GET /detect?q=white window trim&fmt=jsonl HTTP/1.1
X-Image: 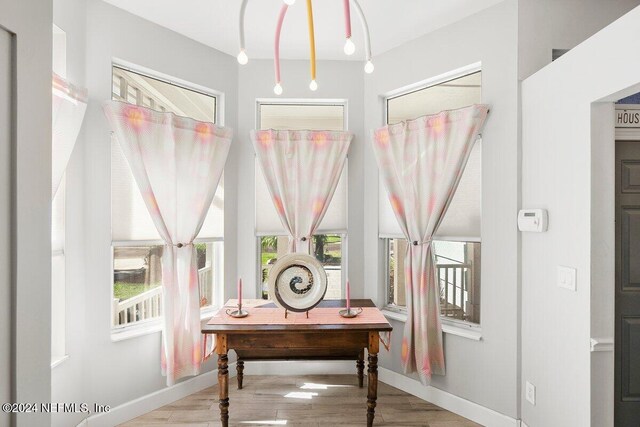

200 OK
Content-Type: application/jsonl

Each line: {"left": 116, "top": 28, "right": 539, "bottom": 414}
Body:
{"left": 382, "top": 61, "right": 482, "bottom": 118}
{"left": 111, "top": 305, "right": 221, "bottom": 343}
{"left": 113, "top": 58, "right": 225, "bottom": 126}
{"left": 380, "top": 238, "right": 481, "bottom": 341}
{"left": 379, "top": 63, "right": 483, "bottom": 340}
{"left": 382, "top": 309, "right": 482, "bottom": 341}
{"left": 110, "top": 238, "right": 224, "bottom": 337}
{"left": 254, "top": 99, "right": 350, "bottom": 299}
{"left": 109, "top": 61, "right": 225, "bottom": 335}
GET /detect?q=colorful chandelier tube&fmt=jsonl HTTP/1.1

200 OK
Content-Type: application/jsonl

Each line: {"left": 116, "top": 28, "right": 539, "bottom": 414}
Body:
{"left": 349, "top": 0, "right": 373, "bottom": 72}
{"left": 273, "top": 4, "right": 289, "bottom": 95}
{"left": 237, "top": 0, "right": 249, "bottom": 64}
{"left": 343, "top": 0, "right": 352, "bottom": 38}
{"left": 306, "top": 0, "right": 318, "bottom": 90}
{"left": 342, "top": 0, "right": 355, "bottom": 55}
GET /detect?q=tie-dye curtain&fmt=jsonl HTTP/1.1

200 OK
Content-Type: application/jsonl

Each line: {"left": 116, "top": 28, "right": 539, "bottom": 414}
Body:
{"left": 104, "top": 101, "right": 232, "bottom": 386}
{"left": 251, "top": 130, "right": 351, "bottom": 253}
{"left": 52, "top": 73, "right": 88, "bottom": 198}
{"left": 372, "top": 104, "right": 489, "bottom": 383}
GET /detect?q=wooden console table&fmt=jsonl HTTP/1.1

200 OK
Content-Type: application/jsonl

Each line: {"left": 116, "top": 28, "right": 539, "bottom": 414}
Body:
{"left": 202, "top": 299, "right": 392, "bottom": 427}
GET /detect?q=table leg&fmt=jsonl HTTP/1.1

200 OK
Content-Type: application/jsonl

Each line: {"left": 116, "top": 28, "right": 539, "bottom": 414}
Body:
{"left": 367, "top": 332, "right": 379, "bottom": 427}
{"left": 357, "top": 350, "right": 365, "bottom": 388}
{"left": 217, "top": 334, "right": 229, "bottom": 427}
{"left": 237, "top": 359, "right": 244, "bottom": 389}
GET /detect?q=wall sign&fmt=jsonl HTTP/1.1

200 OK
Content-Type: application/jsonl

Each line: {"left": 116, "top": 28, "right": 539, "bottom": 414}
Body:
{"left": 615, "top": 105, "right": 640, "bottom": 128}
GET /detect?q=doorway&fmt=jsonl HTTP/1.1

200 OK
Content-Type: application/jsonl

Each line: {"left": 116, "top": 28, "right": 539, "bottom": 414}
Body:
{"left": 615, "top": 141, "right": 640, "bottom": 426}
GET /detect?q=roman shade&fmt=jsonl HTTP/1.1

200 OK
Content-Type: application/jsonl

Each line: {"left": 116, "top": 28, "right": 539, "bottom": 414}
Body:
{"left": 255, "top": 158, "right": 347, "bottom": 235}
{"left": 379, "top": 139, "right": 481, "bottom": 240}
{"left": 111, "top": 141, "right": 225, "bottom": 241}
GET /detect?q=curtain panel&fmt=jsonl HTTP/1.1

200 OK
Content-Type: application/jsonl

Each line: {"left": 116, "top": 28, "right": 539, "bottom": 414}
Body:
{"left": 251, "top": 129, "right": 352, "bottom": 254}
{"left": 104, "top": 101, "right": 232, "bottom": 385}
{"left": 52, "top": 73, "right": 88, "bottom": 199}
{"left": 372, "top": 104, "right": 489, "bottom": 383}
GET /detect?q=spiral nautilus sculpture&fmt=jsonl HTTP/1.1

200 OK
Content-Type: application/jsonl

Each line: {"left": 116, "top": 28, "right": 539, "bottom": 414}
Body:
{"left": 237, "top": 0, "right": 374, "bottom": 95}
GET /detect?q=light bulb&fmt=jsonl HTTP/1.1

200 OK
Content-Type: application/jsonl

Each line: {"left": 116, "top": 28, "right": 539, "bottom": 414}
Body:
{"left": 343, "top": 38, "right": 356, "bottom": 55}
{"left": 237, "top": 50, "right": 248, "bottom": 65}
{"left": 364, "top": 60, "right": 375, "bottom": 74}
{"left": 283, "top": 0, "right": 296, "bottom": 4}
{"left": 309, "top": 80, "right": 318, "bottom": 91}
{"left": 273, "top": 83, "right": 283, "bottom": 95}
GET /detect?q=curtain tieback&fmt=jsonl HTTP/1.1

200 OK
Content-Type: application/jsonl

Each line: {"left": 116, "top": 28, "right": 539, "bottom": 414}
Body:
{"left": 296, "top": 235, "right": 312, "bottom": 242}
{"left": 412, "top": 238, "right": 433, "bottom": 246}
{"left": 167, "top": 242, "right": 194, "bottom": 248}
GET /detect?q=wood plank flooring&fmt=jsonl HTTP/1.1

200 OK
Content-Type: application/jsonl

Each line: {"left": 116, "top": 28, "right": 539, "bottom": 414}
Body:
{"left": 120, "top": 375, "right": 482, "bottom": 427}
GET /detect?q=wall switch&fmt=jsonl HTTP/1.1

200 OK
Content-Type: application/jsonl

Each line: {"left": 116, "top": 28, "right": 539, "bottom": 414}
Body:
{"left": 557, "top": 266, "right": 577, "bottom": 291}
{"left": 526, "top": 381, "right": 536, "bottom": 405}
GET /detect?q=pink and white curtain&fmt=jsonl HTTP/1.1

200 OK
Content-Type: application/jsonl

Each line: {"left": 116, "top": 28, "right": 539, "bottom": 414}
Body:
{"left": 251, "top": 130, "right": 351, "bottom": 253}
{"left": 372, "top": 104, "right": 489, "bottom": 383}
{"left": 104, "top": 101, "right": 232, "bottom": 385}
{"left": 52, "top": 73, "right": 88, "bottom": 198}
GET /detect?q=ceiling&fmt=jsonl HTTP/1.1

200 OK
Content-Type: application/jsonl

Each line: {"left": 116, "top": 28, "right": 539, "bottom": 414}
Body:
{"left": 102, "top": 0, "right": 505, "bottom": 61}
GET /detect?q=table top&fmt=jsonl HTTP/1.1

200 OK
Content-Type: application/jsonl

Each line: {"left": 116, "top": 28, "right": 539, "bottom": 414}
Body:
{"left": 202, "top": 299, "right": 392, "bottom": 334}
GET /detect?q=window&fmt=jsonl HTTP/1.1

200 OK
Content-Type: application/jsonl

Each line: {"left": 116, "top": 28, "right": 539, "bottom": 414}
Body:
{"left": 255, "top": 102, "right": 348, "bottom": 298}
{"left": 383, "top": 69, "right": 482, "bottom": 325}
{"left": 385, "top": 238, "right": 481, "bottom": 323}
{"left": 111, "top": 65, "right": 223, "bottom": 329}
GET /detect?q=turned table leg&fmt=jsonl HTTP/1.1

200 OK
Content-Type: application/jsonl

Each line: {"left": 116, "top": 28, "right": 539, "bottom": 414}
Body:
{"left": 367, "top": 332, "right": 379, "bottom": 427}
{"left": 357, "top": 350, "right": 365, "bottom": 388}
{"left": 217, "top": 334, "right": 229, "bottom": 427}
{"left": 237, "top": 359, "right": 244, "bottom": 389}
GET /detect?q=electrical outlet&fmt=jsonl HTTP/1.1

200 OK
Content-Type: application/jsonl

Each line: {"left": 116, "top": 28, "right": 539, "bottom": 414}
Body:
{"left": 526, "top": 381, "right": 536, "bottom": 405}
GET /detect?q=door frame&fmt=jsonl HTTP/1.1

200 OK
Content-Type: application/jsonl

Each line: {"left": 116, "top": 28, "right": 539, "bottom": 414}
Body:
{"left": 0, "top": 2, "right": 53, "bottom": 425}
{"left": 613, "top": 129, "right": 640, "bottom": 425}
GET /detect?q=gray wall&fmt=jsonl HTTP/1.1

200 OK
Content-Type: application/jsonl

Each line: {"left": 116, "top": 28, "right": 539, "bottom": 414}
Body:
{"left": 51, "top": 0, "right": 90, "bottom": 425}
{"left": 518, "top": 0, "right": 640, "bottom": 80}
{"left": 236, "top": 59, "right": 365, "bottom": 301}
{"left": 52, "top": 0, "right": 239, "bottom": 420}
{"left": 0, "top": 0, "right": 53, "bottom": 425}
{"left": 521, "top": 5, "right": 640, "bottom": 426}
{"left": 363, "top": 1, "right": 521, "bottom": 419}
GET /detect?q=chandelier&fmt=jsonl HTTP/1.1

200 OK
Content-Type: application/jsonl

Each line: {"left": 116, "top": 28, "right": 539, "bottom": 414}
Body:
{"left": 237, "top": 0, "right": 374, "bottom": 95}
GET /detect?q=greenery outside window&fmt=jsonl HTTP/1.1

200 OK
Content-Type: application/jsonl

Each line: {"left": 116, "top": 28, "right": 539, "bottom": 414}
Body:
{"left": 259, "top": 234, "right": 344, "bottom": 300}
{"left": 111, "top": 64, "right": 223, "bottom": 331}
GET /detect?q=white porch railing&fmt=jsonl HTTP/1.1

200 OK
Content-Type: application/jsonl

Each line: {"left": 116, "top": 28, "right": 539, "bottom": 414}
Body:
{"left": 113, "top": 265, "right": 213, "bottom": 326}
{"left": 437, "top": 263, "right": 472, "bottom": 321}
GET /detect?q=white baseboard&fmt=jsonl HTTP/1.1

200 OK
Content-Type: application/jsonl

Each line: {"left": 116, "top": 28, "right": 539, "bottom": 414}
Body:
{"left": 82, "top": 360, "right": 519, "bottom": 427}
{"left": 378, "top": 367, "right": 519, "bottom": 427}
{"left": 84, "top": 362, "right": 237, "bottom": 427}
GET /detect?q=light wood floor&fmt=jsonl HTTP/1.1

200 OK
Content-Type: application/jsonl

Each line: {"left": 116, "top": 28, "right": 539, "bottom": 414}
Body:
{"left": 120, "top": 375, "right": 482, "bottom": 427}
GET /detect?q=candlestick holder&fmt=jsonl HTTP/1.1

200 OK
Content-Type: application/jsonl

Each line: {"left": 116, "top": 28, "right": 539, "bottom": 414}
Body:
{"left": 226, "top": 302, "right": 249, "bottom": 318}
{"left": 339, "top": 307, "right": 363, "bottom": 318}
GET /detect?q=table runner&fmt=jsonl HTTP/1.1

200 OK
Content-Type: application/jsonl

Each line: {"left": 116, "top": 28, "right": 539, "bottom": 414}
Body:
{"left": 209, "top": 299, "right": 389, "bottom": 326}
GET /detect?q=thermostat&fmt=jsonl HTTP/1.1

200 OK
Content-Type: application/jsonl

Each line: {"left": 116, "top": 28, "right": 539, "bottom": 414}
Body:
{"left": 518, "top": 209, "right": 548, "bottom": 232}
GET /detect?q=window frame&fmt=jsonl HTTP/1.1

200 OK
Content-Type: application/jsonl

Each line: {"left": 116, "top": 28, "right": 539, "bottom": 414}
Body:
{"left": 109, "top": 60, "right": 225, "bottom": 339}
{"left": 380, "top": 63, "right": 483, "bottom": 339}
{"left": 254, "top": 99, "right": 349, "bottom": 299}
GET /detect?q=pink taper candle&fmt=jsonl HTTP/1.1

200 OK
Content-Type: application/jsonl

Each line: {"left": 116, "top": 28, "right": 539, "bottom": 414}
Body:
{"left": 346, "top": 279, "right": 351, "bottom": 311}
{"left": 238, "top": 278, "right": 242, "bottom": 308}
